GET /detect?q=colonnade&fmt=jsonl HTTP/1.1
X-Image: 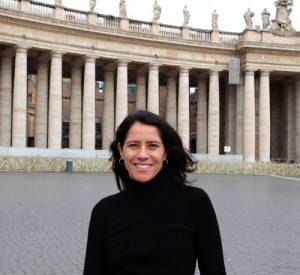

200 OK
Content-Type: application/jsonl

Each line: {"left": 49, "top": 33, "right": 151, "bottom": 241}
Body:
{"left": 1, "top": 45, "right": 300, "bottom": 162}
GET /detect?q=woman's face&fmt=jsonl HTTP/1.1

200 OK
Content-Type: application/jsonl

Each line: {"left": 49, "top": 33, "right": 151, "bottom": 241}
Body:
{"left": 118, "top": 122, "right": 166, "bottom": 183}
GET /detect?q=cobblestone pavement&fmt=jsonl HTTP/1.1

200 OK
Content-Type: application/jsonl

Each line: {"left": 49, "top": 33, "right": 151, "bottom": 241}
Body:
{"left": 0, "top": 172, "right": 300, "bottom": 275}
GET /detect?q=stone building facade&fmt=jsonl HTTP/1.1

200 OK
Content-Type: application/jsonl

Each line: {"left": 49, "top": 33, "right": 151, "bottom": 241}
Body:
{"left": 0, "top": 0, "right": 300, "bottom": 163}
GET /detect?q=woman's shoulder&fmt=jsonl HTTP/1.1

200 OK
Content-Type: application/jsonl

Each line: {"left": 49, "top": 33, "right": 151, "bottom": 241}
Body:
{"left": 92, "top": 192, "right": 124, "bottom": 213}
{"left": 180, "top": 184, "right": 213, "bottom": 205}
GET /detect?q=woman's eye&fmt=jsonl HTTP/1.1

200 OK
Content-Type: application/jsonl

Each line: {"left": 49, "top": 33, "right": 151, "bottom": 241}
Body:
{"left": 149, "top": 143, "right": 159, "bottom": 148}
{"left": 128, "top": 143, "right": 138, "bottom": 148}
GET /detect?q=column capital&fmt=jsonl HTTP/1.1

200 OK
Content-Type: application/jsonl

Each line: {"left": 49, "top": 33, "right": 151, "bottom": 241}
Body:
{"left": 148, "top": 63, "right": 160, "bottom": 70}
{"left": 209, "top": 69, "right": 221, "bottom": 76}
{"left": 179, "top": 67, "right": 191, "bottom": 74}
{"left": 51, "top": 50, "right": 64, "bottom": 58}
{"left": 136, "top": 65, "right": 148, "bottom": 74}
{"left": 197, "top": 71, "right": 209, "bottom": 80}
{"left": 260, "top": 70, "right": 272, "bottom": 76}
{"left": 166, "top": 68, "right": 178, "bottom": 78}
{"left": 295, "top": 75, "right": 300, "bottom": 82}
{"left": 15, "top": 45, "right": 29, "bottom": 53}
{"left": 38, "top": 53, "right": 50, "bottom": 63}
{"left": 104, "top": 63, "right": 116, "bottom": 72}
{"left": 71, "top": 57, "right": 84, "bottom": 67}
{"left": 85, "top": 55, "right": 97, "bottom": 63}
{"left": 118, "top": 59, "right": 130, "bottom": 66}
{"left": 1, "top": 47, "right": 15, "bottom": 58}
{"left": 244, "top": 70, "right": 255, "bottom": 76}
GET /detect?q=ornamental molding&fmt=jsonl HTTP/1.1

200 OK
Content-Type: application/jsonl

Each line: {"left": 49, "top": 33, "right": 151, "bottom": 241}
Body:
{"left": 0, "top": 10, "right": 235, "bottom": 56}
{"left": 238, "top": 47, "right": 300, "bottom": 57}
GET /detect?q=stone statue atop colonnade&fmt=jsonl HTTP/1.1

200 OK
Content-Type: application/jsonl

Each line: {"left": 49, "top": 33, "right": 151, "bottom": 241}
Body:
{"left": 54, "top": 0, "right": 63, "bottom": 7}
{"left": 152, "top": 0, "right": 161, "bottom": 22}
{"left": 90, "top": 0, "right": 96, "bottom": 12}
{"left": 119, "top": 0, "right": 127, "bottom": 18}
{"left": 271, "top": 0, "right": 294, "bottom": 33}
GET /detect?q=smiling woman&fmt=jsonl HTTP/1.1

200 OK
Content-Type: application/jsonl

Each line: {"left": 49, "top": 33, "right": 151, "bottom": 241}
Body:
{"left": 83, "top": 110, "right": 227, "bottom": 275}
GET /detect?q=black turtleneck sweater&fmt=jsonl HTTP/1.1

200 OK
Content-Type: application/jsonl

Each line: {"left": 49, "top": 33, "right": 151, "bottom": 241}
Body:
{"left": 83, "top": 172, "right": 226, "bottom": 275}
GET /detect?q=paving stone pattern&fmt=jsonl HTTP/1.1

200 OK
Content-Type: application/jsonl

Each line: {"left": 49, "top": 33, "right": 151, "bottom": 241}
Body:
{"left": 0, "top": 173, "right": 300, "bottom": 275}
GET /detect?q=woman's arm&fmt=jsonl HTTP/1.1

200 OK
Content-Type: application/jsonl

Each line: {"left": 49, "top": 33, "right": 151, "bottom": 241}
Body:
{"left": 196, "top": 189, "right": 226, "bottom": 275}
{"left": 83, "top": 203, "right": 106, "bottom": 275}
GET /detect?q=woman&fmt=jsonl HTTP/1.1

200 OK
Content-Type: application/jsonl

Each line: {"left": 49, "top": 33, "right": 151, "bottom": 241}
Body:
{"left": 83, "top": 110, "right": 226, "bottom": 275}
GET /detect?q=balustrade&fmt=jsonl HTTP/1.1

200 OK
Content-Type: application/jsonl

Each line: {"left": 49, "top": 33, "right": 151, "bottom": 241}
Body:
{"left": 97, "top": 14, "right": 120, "bottom": 29}
{"left": 129, "top": 19, "right": 151, "bottom": 33}
{"left": 0, "top": 0, "right": 19, "bottom": 10}
{"left": 30, "top": 1, "right": 54, "bottom": 17}
{"left": 190, "top": 29, "right": 211, "bottom": 41}
{"left": 0, "top": 0, "right": 245, "bottom": 45}
{"left": 65, "top": 8, "right": 87, "bottom": 23}
{"left": 219, "top": 31, "right": 240, "bottom": 43}
{"left": 159, "top": 24, "right": 181, "bottom": 38}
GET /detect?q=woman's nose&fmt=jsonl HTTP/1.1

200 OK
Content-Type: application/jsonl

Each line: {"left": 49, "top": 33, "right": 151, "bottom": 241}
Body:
{"left": 137, "top": 146, "right": 148, "bottom": 159}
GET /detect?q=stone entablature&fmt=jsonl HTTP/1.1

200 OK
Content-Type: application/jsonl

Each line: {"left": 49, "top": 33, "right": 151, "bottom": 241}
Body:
{"left": 1, "top": 0, "right": 300, "bottom": 72}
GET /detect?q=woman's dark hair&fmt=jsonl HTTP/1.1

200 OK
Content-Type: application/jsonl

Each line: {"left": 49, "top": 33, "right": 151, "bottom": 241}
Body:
{"left": 110, "top": 110, "right": 196, "bottom": 190}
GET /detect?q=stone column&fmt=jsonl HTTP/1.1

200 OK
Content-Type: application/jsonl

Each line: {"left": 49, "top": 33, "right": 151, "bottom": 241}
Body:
{"left": 243, "top": 70, "right": 256, "bottom": 162}
{"left": 0, "top": 55, "right": 13, "bottom": 146}
{"left": 34, "top": 57, "right": 49, "bottom": 148}
{"left": 178, "top": 67, "right": 190, "bottom": 149}
{"left": 166, "top": 71, "right": 177, "bottom": 130}
{"left": 12, "top": 46, "right": 28, "bottom": 148}
{"left": 196, "top": 75, "right": 208, "bottom": 154}
{"left": 115, "top": 60, "right": 128, "bottom": 130}
{"left": 135, "top": 72, "right": 146, "bottom": 110}
{"left": 295, "top": 77, "right": 300, "bottom": 163}
{"left": 69, "top": 62, "right": 82, "bottom": 149}
{"left": 208, "top": 69, "right": 220, "bottom": 155}
{"left": 236, "top": 73, "right": 244, "bottom": 155}
{"left": 259, "top": 71, "right": 271, "bottom": 162}
{"left": 82, "top": 56, "right": 96, "bottom": 150}
{"left": 147, "top": 63, "right": 160, "bottom": 114}
{"left": 48, "top": 51, "right": 63, "bottom": 149}
{"left": 286, "top": 81, "right": 295, "bottom": 162}
{"left": 225, "top": 84, "right": 236, "bottom": 153}
{"left": 102, "top": 66, "right": 115, "bottom": 150}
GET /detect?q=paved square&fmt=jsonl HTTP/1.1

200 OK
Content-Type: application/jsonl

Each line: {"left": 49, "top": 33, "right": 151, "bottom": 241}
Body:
{"left": 0, "top": 172, "right": 299, "bottom": 274}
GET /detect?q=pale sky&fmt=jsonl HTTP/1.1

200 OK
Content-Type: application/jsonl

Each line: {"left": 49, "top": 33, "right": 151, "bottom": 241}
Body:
{"left": 42, "top": 0, "right": 300, "bottom": 32}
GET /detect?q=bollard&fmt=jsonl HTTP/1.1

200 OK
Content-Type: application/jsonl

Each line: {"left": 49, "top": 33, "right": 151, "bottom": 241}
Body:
{"left": 65, "top": 160, "right": 73, "bottom": 173}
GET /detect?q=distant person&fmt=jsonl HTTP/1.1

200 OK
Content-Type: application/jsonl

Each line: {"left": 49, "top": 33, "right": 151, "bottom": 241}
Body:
{"left": 83, "top": 110, "right": 226, "bottom": 275}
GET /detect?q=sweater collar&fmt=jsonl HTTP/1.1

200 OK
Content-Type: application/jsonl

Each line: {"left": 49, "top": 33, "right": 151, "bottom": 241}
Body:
{"left": 123, "top": 170, "right": 168, "bottom": 197}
